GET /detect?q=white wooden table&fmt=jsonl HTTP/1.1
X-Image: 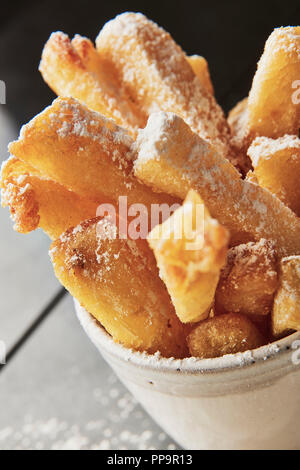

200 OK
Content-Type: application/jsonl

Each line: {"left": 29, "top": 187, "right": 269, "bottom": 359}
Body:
{"left": 0, "top": 108, "right": 178, "bottom": 450}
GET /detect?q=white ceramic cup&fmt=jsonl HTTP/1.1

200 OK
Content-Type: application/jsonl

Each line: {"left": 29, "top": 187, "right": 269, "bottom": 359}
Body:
{"left": 75, "top": 300, "right": 300, "bottom": 450}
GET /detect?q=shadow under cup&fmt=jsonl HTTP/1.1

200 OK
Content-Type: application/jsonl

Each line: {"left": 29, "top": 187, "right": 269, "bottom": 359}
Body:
{"left": 74, "top": 299, "right": 300, "bottom": 450}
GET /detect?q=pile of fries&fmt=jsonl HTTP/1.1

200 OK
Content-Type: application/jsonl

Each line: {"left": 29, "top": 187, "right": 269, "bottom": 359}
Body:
{"left": 1, "top": 13, "right": 300, "bottom": 359}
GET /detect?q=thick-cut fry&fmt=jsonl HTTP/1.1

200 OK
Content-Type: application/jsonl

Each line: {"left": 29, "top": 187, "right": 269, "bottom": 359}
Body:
{"left": 1, "top": 157, "right": 99, "bottom": 239}
{"left": 135, "top": 112, "right": 300, "bottom": 256}
{"left": 248, "top": 27, "right": 300, "bottom": 139}
{"left": 50, "top": 217, "right": 187, "bottom": 358}
{"left": 71, "top": 34, "right": 112, "bottom": 83}
{"left": 228, "top": 27, "right": 300, "bottom": 160}
{"left": 39, "top": 31, "right": 145, "bottom": 135}
{"left": 134, "top": 112, "right": 300, "bottom": 257}
{"left": 96, "top": 12, "right": 234, "bottom": 162}
{"left": 187, "top": 55, "right": 214, "bottom": 95}
{"left": 9, "top": 97, "right": 178, "bottom": 216}
{"left": 248, "top": 135, "right": 300, "bottom": 216}
{"left": 272, "top": 256, "right": 300, "bottom": 337}
{"left": 148, "top": 190, "right": 229, "bottom": 323}
{"left": 71, "top": 34, "right": 147, "bottom": 131}
{"left": 215, "top": 239, "right": 278, "bottom": 316}
{"left": 187, "top": 313, "right": 265, "bottom": 358}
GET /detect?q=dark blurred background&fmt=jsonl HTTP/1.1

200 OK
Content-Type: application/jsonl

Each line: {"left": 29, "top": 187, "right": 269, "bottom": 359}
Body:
{"left": 0, "top": 0, "right": 299, "bottom": 128}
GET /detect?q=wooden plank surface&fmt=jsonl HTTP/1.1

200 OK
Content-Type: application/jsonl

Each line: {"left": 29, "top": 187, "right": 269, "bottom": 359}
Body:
{"left": 0, "top": 295, "right": 179, "bottom": 450}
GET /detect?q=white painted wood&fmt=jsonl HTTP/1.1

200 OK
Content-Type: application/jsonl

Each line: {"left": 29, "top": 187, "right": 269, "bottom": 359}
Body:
{"left": 0, "top": 295, "right": 177, "bottom": 450}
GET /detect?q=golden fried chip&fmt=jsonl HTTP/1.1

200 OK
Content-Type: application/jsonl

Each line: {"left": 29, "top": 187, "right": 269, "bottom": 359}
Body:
{"left": 71, "top": 34, "right": 147, "bottom": 133}
{"left": 272, "top": 255, "right": 300, "bottom": 337}
{"left": 50, "top": 217, "right": 187, "bottom": 358}
{"left": 248, "top": 27, "right": 300, "bottom": 139}
{"left": 215, "top": 239, "right": 278, "bottom": 316}
{"left": 9, "top": 97, "right": 178, "bottom": 217}
{"left": 134, "top": 112, "right": 300, "bottom": 257}
{"left": 187, "top": 312, "right": 265, "bottom": 358}
{"left": 248, "top": 135, "right": 300, "bottom": 216}
{"left": 148, "top": 190, "right": 229, "bottom": 323}
{"left": 1, "top": 160, "right": 39, "bottom": 234}
{"left": 39, "top": 31, "right": 145, "bottom": 135}
{"left": 228, "top": 27, "right": 300, "bottom": 160}
{"left": 1, "top": 157, "right": 99, "bottom": 239}
{"left": 96, "top": 13, "right": 234, "bottom": 162}
{"left": 187, "top": 55, "right": 214, "bottom": 95}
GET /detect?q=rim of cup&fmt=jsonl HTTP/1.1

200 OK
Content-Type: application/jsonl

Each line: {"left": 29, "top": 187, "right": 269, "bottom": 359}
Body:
{"left": 75, "top": 299, "right": 300, "bottom": 376}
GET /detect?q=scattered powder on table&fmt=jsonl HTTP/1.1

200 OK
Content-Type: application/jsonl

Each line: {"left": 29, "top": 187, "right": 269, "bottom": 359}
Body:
{"left": 0, "top": 372, "right": 178, "bottom": 450}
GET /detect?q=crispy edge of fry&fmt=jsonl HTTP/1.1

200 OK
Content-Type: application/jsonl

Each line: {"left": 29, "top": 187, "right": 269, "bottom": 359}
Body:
{"left": 71, "top": 34, "right": 147, "bottom": 131}
{"left": 248, "top": 27, "right": 300, "bottom": 139}
{"left": 187, "top": 55, "right": 214, "bottom": 95}
{"left": 148, "top": 189, "right": 229, "bottom": 323}
{"left": 134, "top": 111, "right": 300, "bottom": 257}
{"left": 39, "top": 31, "right": 142, "bottom": 135}
{"left": 1, "top": 157, "right": 99, "bottom": 239}
{"left": 248, "top": 135, "right": 300, "bottom": 216}
{"left": 1, "top": 158, "right": 40, "bottom": 234}
{"left": 50, "top": 217, "right": 188, "bottom": 358}
{"left": 187, "top": 312, "right": 265, "bottom": 358}
{"left": 215, "top": 239, "right": 278, "bottom": 316}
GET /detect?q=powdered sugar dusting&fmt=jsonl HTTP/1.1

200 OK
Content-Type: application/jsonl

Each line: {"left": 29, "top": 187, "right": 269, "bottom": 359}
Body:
{"left": 270, "top": 26, "right": 300, "bottom": 60}
{"left": 52, "top": 98, "right": 133, "bottom": 163}
{"left": 248, "top": 134, "right": 300, "bottom": 167}
{"left": 97, "top": 12, "right": 233, "bottom": 161}
{"left": 19, "top": 97, "right": 135, "bottom": 173}
{"left": 135, "top": 111, "right": 300, "bottom": 257}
